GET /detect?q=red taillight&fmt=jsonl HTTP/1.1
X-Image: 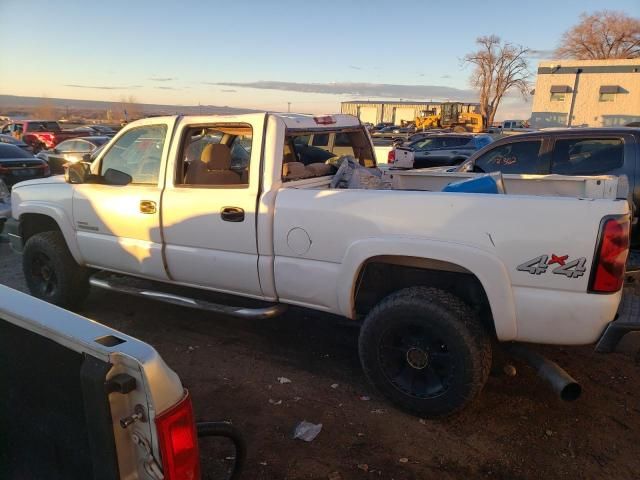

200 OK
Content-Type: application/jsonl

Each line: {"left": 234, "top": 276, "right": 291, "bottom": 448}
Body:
{"left": 388, "top": 150, "right": 395, "bottom": 163}
{"left": 589, "top": 216, "right": 630, "bottom": 293}
{"left": 155, "top": 390, "right": 200, "bottom": 480}
{"left": 39, "top": 133, "right": 55, "bottom": 147}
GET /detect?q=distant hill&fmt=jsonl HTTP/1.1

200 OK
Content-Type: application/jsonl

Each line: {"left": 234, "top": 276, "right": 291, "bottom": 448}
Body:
{"left": 0, "top": 94, "right": 258, "bottom": 120}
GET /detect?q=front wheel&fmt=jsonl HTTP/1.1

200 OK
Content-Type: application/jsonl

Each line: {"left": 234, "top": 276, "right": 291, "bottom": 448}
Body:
{"left": 23, "top": 231, "right": 90, "bottom": 309}
{"left": 358, "top": 287, "right": 491, "bottom": 417}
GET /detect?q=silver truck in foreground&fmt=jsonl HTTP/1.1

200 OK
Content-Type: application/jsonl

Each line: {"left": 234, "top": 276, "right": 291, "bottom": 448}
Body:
{"left": 0, "top": 284, "right": 243, "bottom": 479}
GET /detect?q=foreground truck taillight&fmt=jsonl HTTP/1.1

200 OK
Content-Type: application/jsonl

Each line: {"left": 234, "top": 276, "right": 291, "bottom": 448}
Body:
{"left": 155, "top": 390, "right": 201, "bottom": 480}
{"left": 589, "top": 215, "right": 630, "bottom": 293}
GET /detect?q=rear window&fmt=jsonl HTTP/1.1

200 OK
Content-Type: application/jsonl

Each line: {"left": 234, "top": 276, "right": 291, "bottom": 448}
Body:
{"left": 282, "top": 128, "right": 376, "bottom": 181}
{"left": 0, "top": 144, "right": 33, "bottom": 159}
{"left": 551, "top": 138, "right": 624, "bottom": 175}
{"left": 26, "top": 121, "right": 61, "bottom": 132}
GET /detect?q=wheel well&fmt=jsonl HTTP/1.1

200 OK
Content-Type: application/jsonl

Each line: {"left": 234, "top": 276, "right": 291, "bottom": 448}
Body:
{"left": 354, "top": 256, "right": 495, "bottom": 334}
{"left": 20, "top": 213, "right": 61, "bottom": 245}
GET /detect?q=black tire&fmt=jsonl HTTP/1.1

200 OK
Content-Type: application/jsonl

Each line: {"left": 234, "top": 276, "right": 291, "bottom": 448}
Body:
{"left": 23, "top": 231, "right": 90, "bottom": 309}
{"left": 358, "top": 287, "right": 491, "bottom": 417}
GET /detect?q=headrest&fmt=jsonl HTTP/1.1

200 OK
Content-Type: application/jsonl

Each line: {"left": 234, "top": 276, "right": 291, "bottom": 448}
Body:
{"left": 201, "top": 143, "right": 231, "bottom": 170}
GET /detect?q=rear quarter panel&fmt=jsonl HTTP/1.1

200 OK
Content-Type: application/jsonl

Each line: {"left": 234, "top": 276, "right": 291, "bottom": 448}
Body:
{"left": 273, "top": 188, "right": 629, "bottom": 344}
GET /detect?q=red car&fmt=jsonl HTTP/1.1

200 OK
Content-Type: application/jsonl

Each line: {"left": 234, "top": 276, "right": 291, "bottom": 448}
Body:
{"left": 1, "top": 120, "right": 89, "bottom": 153}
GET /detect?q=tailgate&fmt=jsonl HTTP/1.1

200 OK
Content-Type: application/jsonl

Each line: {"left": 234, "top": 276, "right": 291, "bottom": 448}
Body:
{"left": 0, "top": 285, "right": 184, "bottom": 479}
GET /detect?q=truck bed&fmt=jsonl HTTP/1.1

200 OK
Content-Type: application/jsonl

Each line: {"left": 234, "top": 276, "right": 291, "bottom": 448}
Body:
{"left": 387, "top": 170, "right": 628, "bottom": 200}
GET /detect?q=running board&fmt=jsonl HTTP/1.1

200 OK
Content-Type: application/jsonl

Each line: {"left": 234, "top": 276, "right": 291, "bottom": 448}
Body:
{"left": 89, "top": 272, "right": 287, "bottom": 320}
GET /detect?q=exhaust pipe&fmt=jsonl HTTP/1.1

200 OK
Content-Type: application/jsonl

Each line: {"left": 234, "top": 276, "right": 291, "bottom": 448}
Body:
{"left": 505, "top": 344, "right": 582, "bottom": 401}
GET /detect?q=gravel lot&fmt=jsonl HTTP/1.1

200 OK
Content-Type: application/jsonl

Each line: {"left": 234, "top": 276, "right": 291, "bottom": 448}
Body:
{"left": 1, "top": 241, "right": 639, "bottom": 479}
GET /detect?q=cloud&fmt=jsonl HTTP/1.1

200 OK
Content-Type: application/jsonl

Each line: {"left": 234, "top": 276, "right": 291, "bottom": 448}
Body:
{"left": 441, "top": 74, "right": 451, "bottom": 79}
{"left": 155, "top": 86, "right": 178, "bottom": 90}
{"left": 64, "top": 84, "right": 142, "bottom": 90}
{"left": 220, "top": 89, "right": 237, "bottom": 93}
{"left": 149, "top": 77, "right": 176, "bottom": 82}
{"left": 214, "top": 81, "right": 477, "bottom": 101}
{"left": 202, "top": 82, "right": 217, "bottom": 85}
{"left": 349, "top": 65, "right": 362, "bottom": 70}
{"left": 528, "top": 49, "right": 555, "bottom": 59}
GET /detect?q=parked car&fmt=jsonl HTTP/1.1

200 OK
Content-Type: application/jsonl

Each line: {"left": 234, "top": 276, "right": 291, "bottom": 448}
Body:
{"left": 371, "top": 122, "right": 394, "bottom": 131}
{"left": 388, "top": 133, "right": 493, "bottom": 167}
{"left": 38, "top": 136, "right": 110, "bottom": 174}
{"left": 0, "top": 178, "right": 10, "bottom": 233}
{"left": 0, "top": 133, "right": 31, "bottom": 152}
{"left": 0, "top": 144, "right": 50, "bottom": 187}
{"left": 7, "top": 113, "right": 638, "bottom": 417}
{"left": 1, "top": 120, "right": 89, "bottom": 153}
{"left": 457, "top": 127, "right": 640, "bottom": 238}
{"left": 488, "top": 120, "right": 536, "bottom": 135}
{"left": 72, "top": 125, "right": 117, "bottom": 137}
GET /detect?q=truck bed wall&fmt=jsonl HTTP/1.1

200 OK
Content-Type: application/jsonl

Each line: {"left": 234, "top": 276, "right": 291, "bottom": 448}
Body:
{"left": 273, "top": 187, "right": 627, "bottom": 343}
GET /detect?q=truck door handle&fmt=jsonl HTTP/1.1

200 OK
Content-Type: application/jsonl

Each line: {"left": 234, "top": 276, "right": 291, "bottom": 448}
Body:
{"left": 139, "top": 200, "right": 157, "bottom": 214}
{"left": 221, "top": 206, "right": 244, "bottom": 222}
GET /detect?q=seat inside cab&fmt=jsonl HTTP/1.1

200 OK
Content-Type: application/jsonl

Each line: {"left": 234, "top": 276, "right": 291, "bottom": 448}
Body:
{"left": 282, "top": 129, "right": 376, "bottom": 182}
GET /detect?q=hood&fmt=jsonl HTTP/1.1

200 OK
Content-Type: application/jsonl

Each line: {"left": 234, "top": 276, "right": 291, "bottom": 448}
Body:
{"left": 11, "top": 175, "right": 67, "bottom": 189}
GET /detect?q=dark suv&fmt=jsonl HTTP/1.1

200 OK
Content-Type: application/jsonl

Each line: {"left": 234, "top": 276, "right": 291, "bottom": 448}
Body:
{"left": 457, "top": 127, "right": 640, "bottom": 236}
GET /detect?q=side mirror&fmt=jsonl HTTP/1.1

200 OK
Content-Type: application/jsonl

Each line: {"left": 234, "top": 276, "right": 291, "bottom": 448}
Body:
{"left": 103, "top": 168, "right": 132, "bottom": 186}
{"left": 65, "top": 162, "right": 91, "bottom": 184}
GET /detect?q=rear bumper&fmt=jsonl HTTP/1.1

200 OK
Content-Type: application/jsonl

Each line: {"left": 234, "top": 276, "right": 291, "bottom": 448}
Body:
{"left": 4, "top": 217, "right": 22, "bottom": 253}
{"left": 595, "top": 291, "right": 640, "bottom": 352}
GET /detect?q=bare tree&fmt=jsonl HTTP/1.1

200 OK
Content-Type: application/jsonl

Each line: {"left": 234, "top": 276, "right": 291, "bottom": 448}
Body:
{"left": 555, "top": 11, "right": 640, "bottom": 60}
{"left": 463, "top": 36, "right": 531, "bottom": 126}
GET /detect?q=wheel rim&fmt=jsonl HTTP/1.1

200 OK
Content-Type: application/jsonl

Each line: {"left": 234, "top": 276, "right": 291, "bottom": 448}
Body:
{"left": 30, "top": 252, "right": 57, "bottom": 298}
{"left": 378, "top": 323, "right": 454, "bottom": 399}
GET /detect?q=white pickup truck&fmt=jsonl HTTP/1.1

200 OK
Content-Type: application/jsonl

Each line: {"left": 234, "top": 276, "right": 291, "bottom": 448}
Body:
{"left": 6, "top": 112, "right": 639, "bottom": 417}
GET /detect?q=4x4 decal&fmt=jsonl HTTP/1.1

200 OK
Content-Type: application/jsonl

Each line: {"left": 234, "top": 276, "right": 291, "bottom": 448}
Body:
{"left": 517, "top": 254, "right": 587, "bottom": 278}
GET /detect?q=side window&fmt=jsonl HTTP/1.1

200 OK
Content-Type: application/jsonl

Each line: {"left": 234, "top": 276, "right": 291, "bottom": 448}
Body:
{"left": 100, "top": 125, "right": 166, "bottom": 184}
{"left": 74, "top": 140, "right": 93, "bottom": 153}
{"left": 334, "top": 133, "right": 351, "bottom": 147}
{"left": 312, "top": 134, "right": 329, "bottom": 147}
{"left": 178, "top": 124, "right": 251, "bottom": 187}
{"left": 57, "top": 140, "right": 76, "bottom": 152}
{"left": 551, "top": 138, "right": 624, "bottom": 175}
{"left": 474, "top": 141, "right": 543, "bottom": 174}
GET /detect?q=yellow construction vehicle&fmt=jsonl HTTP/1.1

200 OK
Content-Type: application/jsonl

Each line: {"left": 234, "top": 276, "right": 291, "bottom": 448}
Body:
{"left": 414, "top": 102, "right": 485, "bottom": 133}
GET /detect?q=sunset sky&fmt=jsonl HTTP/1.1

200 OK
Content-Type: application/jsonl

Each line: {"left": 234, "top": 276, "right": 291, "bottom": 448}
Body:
{"left": 1, "top": 0, "right": 638, "bottom": 119}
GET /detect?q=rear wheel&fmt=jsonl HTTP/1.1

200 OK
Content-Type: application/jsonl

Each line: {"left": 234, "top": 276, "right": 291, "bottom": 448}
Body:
{"left": 358, "top": 287, "right": 491, "bottom": 417}
{"left": 23, "top": 231, "right": 90, "bottom": 309}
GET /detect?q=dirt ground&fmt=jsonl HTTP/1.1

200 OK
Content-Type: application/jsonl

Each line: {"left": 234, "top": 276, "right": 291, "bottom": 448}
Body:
{"left": 1, "top": 241, "right": 639, "bottom": 480}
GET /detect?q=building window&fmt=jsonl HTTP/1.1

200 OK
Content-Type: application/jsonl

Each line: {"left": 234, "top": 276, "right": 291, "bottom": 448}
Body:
{"left": 550, "top": 92, "right": 565, "bottom": 102}
{"left": 599, "top": 92, "right": 615, "bottom": 102}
